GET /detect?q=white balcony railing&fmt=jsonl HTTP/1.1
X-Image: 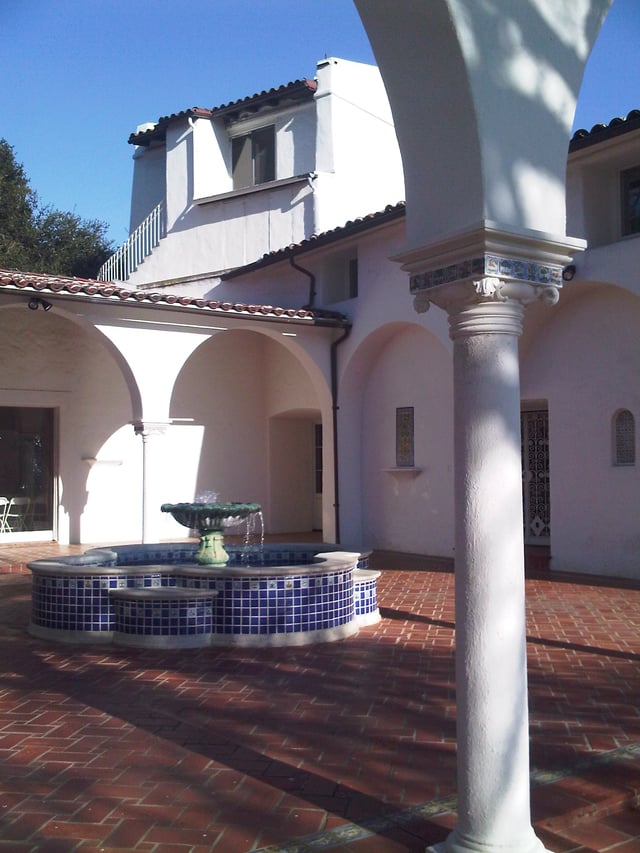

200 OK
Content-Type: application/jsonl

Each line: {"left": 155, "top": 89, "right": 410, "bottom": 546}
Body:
{"left": 98, "top": 201, "right": 166, "bottom": 282}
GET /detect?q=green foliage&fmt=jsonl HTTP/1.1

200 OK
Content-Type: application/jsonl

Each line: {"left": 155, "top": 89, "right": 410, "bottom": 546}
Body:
{"left": 0, "top": 139, "right": 113, "bottom": 278}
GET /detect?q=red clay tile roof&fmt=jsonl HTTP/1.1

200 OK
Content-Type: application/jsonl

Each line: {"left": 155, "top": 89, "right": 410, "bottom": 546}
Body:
{"left": 0, "top": 269, "right": 348, "bottom": 326}
{"left": 222, "top": 202, "right": 406, "bottom": 280}
{"left": 570, "top": 109, "right": 640, "bottom": 152}
{"left": 130, "top": 79, "right": 317, "bottom": 147}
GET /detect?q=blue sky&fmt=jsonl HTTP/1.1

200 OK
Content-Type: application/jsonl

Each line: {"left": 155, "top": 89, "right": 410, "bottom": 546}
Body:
{"left": 2, "top": 0, "right": 639, "bottom": 247}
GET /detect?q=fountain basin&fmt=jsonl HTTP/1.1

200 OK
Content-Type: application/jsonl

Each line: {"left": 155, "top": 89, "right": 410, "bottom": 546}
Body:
{"left": 28, "top": 543, "right": 377, "bottom": 648}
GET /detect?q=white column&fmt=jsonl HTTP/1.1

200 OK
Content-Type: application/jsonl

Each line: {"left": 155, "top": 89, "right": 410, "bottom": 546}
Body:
{"left": 430, "top": 286, "right": 549, "bottom": 853}
{"left": 133, "top": 421, "right": 168, "bottom": 544}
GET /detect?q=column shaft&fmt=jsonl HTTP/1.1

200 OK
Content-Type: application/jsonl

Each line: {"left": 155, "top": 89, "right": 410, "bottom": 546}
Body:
{"left": 440, "top": 300, "right": 547, "bottom": 853}
{"left": 134, "top": 422, "right": 168, "bottom": 545}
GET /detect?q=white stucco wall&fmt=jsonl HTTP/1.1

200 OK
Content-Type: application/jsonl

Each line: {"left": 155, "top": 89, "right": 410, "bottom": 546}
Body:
{"left": 359, "top": 324, "right": 454, "bottom": 555}
{"left": 313, "top": 57, "right": 405, "bottom": 232}
{"left": 129, "top": 144, "right": 166, "bottom": 233}
{"left": 521, "top": 283, "right": 640, "bottom": 578}
{"left": 127, "top": 177, "right": 315, "bottom": 287}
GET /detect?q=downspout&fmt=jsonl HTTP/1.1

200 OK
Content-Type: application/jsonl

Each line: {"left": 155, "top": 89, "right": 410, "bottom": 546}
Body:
{"left": 287, "top": 251, "right": 317, "bottom": 308}
{"left": 285, "top": 247, "right": 349, "bottom": 542}
{"left": 330, "top": 324, "right": 351, "bottom": 543}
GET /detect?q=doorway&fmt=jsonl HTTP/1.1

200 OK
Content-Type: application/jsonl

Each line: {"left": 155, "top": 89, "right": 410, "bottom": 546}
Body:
{"left": 0, "top": 407, "right": 55, "bottom": 540}
{"left": 521, "top": 407, "right": 550, "bottom": 545}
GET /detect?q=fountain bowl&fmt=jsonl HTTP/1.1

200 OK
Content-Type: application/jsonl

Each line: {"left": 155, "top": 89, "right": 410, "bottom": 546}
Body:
{"left": 161, "top": 501, "right": 262, "bottom": 566}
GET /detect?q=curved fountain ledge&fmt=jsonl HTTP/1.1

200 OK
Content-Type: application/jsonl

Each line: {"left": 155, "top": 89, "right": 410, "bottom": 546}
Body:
{"left": 27, "top": 542, "right": 379, "bottom": 648}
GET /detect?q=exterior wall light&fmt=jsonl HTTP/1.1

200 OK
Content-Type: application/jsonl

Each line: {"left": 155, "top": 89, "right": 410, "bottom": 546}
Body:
{"left": 28, "top": 297, "right": 53, "bottom": 311}
{"left": 562, "top": 264, "right": 576, "bottom": 281}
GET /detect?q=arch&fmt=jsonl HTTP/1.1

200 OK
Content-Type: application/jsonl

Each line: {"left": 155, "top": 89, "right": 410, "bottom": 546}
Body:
{"left": 355, "top": 0, "right": 610, "bottom": 248}
{"left": 168, "top": 326, "right": 335, "bottom": 539}
{"left": 0, "top": 301, "right": 144, "bottom": 543}
{"left": 339, "top": 320, "right": 453, "bottom": 550}
{"left": 0, "top": 299, "right": 143, "bottom": 418}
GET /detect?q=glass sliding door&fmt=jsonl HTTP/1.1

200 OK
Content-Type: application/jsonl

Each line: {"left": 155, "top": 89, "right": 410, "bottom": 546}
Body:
{"left": 0, "top": 407, "right": 54, "bottom": 539}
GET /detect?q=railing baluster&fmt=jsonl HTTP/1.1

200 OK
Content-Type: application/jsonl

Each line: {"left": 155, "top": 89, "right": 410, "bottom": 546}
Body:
{"left": 98, "top": 201, "right": 166, "bottom": 282}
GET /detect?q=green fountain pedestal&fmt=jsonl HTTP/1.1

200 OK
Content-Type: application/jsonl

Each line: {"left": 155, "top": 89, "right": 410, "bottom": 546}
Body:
{"left": 196, "top": 529, "right": 229, "bottom": 566}
{"left": 161, "top": 501, "right": 262, "bottom": 567}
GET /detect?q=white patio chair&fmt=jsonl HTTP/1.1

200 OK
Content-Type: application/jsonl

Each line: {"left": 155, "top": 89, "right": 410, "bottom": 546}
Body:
{"left": 0, "top": 497, "right": 13, "bottom": 533}
{"left": 5, "top": 497, "right": 31, "bottom": 532}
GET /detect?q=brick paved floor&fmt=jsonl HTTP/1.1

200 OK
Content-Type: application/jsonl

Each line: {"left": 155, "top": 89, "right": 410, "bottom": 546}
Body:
{"left": 0, "top": 543, "right": 638, "bottom": 852}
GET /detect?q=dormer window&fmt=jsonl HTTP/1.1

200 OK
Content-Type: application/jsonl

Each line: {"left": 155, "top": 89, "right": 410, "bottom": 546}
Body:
{"left": 232, "top": 126, "right": 275, "bottom": 189}
{"left": 621, "top": 166, "right": 640, "bottom": 237}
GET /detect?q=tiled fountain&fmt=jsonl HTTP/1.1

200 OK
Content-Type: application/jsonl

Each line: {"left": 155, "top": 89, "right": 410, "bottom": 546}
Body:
{"left": 28, "top": 500, "right": 380, "bottom": 648}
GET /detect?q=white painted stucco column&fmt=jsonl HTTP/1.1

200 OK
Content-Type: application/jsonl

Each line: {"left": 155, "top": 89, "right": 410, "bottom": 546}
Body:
{"left": 133, "top": 420, "right": 169, "bottom": 544}
{"left": 409, "top": 270, "right": 567, "bottom": 853}
{"left": 448, "top": 287, "right": 543, "bottom": 853}
{"left": 401, "top": 230, "right": 584, "bottom": 853}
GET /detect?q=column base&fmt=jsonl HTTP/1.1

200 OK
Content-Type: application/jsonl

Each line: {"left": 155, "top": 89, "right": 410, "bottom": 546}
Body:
{"left": 427, "top": 828, "right": 550, "bottom": 853}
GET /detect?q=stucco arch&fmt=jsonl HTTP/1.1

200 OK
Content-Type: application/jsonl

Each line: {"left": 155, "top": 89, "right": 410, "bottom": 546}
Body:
{"left": 0, "top": 299, "right": 143, "bottom": 418}
{"left": 339, "top": 320, "right": 454, "bottom": 550}
{"left": 0, "top": 301, "right": 144, "bottom": 543}
{"left": 169, "top": 326, "right": 335, "bottom": 537}
{"left": 355, "top": 0, "right": 611, "bottom": 250}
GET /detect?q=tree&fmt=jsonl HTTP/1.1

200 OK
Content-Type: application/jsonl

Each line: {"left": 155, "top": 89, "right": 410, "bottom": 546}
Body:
{"left": 0, "top": 139, "right": 38, "bottom": 271}
{"left": 0, "top": 139, "right": 113, "bottom": 278}
{"left": 33, "top": 208, "right": 113, "bottom": 279}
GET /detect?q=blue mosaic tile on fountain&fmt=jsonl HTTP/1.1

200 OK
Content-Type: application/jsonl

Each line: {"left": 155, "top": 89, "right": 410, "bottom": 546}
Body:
{"left": 31, "top": 572, "right": 177, "bottom": 632}
{"left": 354, "top": 577, "right": 379, "bottom": 616}
{"left": 30, "top": 546, "right": 369, "bottom": 641}
{"left": 113, "top": 596, "right": 214, "bottom": 636}
{"left": 177, "top": 569, "right": 354, "bottom": 635}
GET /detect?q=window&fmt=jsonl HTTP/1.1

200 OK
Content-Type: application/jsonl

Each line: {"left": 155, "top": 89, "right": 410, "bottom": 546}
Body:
{"left": 613, "top": 409, "right": 635, "bottom": 466}
{"left": 621, "top": 166, "right": 640, "bottom": 237}
{"left": 323, "top": 252, "right": 358, "bottom": 303}
{"left": 348, "top": 257, "right": 358, "bottom": 299}
{"left": 314, "top": 424, "right": 323, "bottom": 494}
{"left": 232, "top": 126, "right": 275, "bottom": 189}
{"left": 396, "top": 407, "right": 415, "bottom": 467}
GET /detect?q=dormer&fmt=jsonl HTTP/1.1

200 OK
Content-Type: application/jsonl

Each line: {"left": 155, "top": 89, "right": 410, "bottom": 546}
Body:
{"left": 128, "top": 79, "right": 317, "bottom": 227}
{"left": 112, "top": 58, "right": 404, "bottom": 286}
{"left": 567, "top": 110, "right": 640, "bottom": 248}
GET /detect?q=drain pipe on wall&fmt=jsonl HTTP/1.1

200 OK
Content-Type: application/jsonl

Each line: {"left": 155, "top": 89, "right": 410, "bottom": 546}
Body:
{"left": 285, "top": 249, "right": 351, "bottom": 542}
{"left": 287, "top": 251, "right": 317, "bottom": 308}
{"left": 330, "top": 324, "right": 351, "bottom": 543}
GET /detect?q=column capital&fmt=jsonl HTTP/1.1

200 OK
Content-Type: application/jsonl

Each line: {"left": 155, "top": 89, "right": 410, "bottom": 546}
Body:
{"left": 395, "top": 221, "right": 583, "bottom": 318}
{"left": 412, "top": 275, "right": 561, "bottom": 319}
{"left": 132, "top": 420, "right": 170, "bottom": 439}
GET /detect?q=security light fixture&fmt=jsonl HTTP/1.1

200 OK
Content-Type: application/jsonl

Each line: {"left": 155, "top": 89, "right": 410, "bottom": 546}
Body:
{"left": 28, "top": 297, "right": 53, "bottom": 311}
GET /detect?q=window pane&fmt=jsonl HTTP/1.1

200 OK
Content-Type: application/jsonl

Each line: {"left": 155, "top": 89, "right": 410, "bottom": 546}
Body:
{"left": 621, "top": 167, "right": 640, "bottom": 237}
{"left": 348, "top": 258, "right": 358, "bottom": 299}
{"left": 614, "top": 409, "right": 635, "bottom": 465}
{"left": 252, "top": 126, "right": 275, "bottom": 185}
{"left": 396, "top": 407, "right": 414, "bottom": 467}
{"left": 314, "top": 424, "right": 323, "bottom": 494}
{"left": 232, "top": 135, "right": 252, "bottom": 189}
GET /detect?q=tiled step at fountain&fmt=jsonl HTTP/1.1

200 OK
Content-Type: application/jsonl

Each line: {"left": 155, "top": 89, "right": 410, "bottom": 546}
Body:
{"left": 110, "top": 587, "right": 219, "bottom": 648}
